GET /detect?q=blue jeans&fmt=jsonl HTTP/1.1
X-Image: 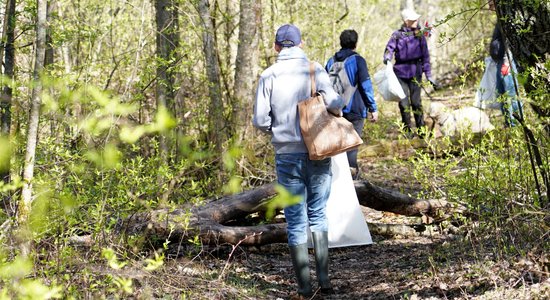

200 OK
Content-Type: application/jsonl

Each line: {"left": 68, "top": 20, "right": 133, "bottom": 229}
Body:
{"left": 275, "top": 153, "right": 332, "bottom": 246}
{"left": 495, "top": 61, "right": 522, "bottom": 127}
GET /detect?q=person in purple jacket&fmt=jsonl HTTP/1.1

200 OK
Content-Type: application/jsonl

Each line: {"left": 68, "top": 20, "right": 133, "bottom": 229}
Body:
{"left": 383, "top": 8, "right": 438, "bottom": 137}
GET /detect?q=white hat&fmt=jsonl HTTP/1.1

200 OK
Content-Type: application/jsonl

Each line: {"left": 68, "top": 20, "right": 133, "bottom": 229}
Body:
{"left": 401, "top": 8, "right": 421, "bottom": 21}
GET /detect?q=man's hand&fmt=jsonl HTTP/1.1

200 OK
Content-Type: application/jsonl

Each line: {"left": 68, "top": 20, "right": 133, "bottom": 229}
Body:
{"left": 428, "top": 77, "right": 441, "bottom": 91}
{"left": 369, "top": 111, "right": 379, "bottom": 122}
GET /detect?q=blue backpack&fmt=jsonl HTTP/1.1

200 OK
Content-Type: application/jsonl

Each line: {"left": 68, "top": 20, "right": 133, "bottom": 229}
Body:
{"left": 328, "top": 54, "right": 358, "bottom": 107}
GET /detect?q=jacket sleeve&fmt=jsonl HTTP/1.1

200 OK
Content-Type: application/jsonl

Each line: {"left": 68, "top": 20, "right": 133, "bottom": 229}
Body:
{"left": 421, "top": 36, "right": 432, "bottom": 79}
{"left": 252, "top": 72, "right": 273, "bottom": 133}
{"left": 490, "top": 24, "right": 505, "bottom": 61}
{"left": 356, "top": 56, "right": 377, "bottom": 113}
{"left": 383, "top": 32, "right": 398, "bottom": 62}
{"left": 325, "top": 57, "right": 334, "bottom": 72}
{"left": 314, "top": 62, "right": 344, "bottom": 111}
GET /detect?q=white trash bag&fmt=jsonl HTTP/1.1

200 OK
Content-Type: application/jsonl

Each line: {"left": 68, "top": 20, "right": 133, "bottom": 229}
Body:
{"left": 307, "top": 153, "right": 372, "bottom": 248}
{"left": 373, "top": 61, "right": 406, "bottom": 102}
{"left": 473, "top": 57, "right": 500, "bottom": 110}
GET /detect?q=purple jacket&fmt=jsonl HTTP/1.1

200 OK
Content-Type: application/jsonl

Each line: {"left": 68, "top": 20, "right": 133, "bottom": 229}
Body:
{"left": 383, "top": 26, "right": 432, "bottom": 80}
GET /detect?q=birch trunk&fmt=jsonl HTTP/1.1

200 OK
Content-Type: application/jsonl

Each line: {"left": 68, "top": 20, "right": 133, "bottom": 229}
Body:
{"left": 20, "top": 0, "right": 48, "bottom": 224}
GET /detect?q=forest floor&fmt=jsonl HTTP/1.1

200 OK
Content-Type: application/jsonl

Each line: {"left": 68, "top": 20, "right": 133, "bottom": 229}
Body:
{"left": 125, "top": 91, "right": 549, "bottom": 300}
{"left": 132, "top": 155, "right": 549, "bottom": 299}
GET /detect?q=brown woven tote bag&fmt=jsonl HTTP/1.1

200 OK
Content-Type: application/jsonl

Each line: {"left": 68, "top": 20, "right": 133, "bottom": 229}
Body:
{"left": 298, "top": 62, "right": 363, "bottom": 160}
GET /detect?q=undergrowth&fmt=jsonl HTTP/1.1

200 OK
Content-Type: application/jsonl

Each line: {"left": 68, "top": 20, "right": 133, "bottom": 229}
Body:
{"left": 408, "top": 114, "right": 549, "bottom": 286}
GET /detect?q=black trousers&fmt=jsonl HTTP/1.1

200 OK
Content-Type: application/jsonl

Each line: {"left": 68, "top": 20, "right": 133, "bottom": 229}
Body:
{"left": 344, "top": 116, "right": 365, "bottom": 169}
{"left": 398, "top": 77, "right": 424, "bottom": 132}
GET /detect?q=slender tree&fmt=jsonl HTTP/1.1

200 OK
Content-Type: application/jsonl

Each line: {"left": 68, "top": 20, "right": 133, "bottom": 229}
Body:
{"left": 19, "top": 0, "right": 48, "bottom": 229}
{"left": 232, "top": 0, "right": 261, "bottom": 141}
{"left": 220, "top": 0, "right": 237, "bottom": 93}
{"left": 0, "top": 0, "right": 16, "bottom": 214}
{"left": 155, "top": 0, "right": 180, "bottom": 160}
{"left": 1, "top": 0, "right": 16, "bottom": 138}
{"left": 197, "top": 0, "right": 224, "bottom": 154}
{"left": 45, "top": 0, "right": 55, "bottom": 67}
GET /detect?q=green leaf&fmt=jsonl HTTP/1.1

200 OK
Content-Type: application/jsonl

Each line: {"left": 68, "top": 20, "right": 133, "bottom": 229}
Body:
{"left": 101, "top": 248, "right": 127, "bottom": 270}
{"left": 265, "top": 185, "right": 302, "bottom": 220}
{"left": 18, "top": 279, "right": 63, "bottom": 299}
{"left": 144, "top": 252, "right": 164, "bottom": 271}
{"left": 85, "top": 144, "right": 121, "bottom": 169}
{"left": 119, "top": 126, "right": 146, "bottom": 144}
{"left": 0, "top": 256, "right": 32, "bottom": 279}
{"left": 223, "top": 177, "right": 242, "bottom": 194}
{"left": 0, "top": 136, "right": 12, "bottom": 173}
{"left": 150, "top": 106, "right": 177, "bottom": 132}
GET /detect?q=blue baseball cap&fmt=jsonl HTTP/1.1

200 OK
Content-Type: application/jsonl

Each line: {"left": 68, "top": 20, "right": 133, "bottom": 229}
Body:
{"left": 275, "top": 24, "right": 301, "bottom": 47}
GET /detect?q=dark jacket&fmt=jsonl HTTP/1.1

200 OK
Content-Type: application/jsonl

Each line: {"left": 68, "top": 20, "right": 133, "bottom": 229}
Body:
{"left": 325, "top": 48, "right": 377, "bottom": 120}
{"left": 490, "top": 24, "right": 505, "bottom": 62}
{"left": 383, "top": 26, "right": 432, "bottom": 80}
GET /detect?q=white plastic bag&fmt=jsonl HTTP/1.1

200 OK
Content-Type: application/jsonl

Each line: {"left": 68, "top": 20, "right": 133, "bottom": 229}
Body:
{"left": 373, "top": 61, "right": 406, "bottom": 102}
{"left": 307, "top": 153, "right": 372, "bottom": 248}
{"left": 473, "top": 57, "right": 500, "bottom": 109}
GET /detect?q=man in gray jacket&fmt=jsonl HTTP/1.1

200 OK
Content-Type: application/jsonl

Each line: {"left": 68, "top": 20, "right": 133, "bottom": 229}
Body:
{"left": 253, "top": 24, "right": 343, "bottom": 297}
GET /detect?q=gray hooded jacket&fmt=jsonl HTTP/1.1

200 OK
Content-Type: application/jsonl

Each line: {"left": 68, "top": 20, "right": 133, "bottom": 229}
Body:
{"left": 253, "top": 47, "right": 344, "bottom": 154}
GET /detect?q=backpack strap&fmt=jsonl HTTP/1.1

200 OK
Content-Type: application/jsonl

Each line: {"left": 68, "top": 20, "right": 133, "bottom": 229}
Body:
{"left": 347, "top": 54, "right": 359, "bottom": 86}
{"left": 334, "top": 54, "right": 359, "bottom": 85}
{"left": 309, "top": 61, "right": 316, "bottom": 97}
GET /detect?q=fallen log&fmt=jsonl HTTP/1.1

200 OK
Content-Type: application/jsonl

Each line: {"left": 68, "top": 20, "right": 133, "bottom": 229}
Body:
{"left": 354, "top": 181, "right": 460, "bottom": 219}
{"left": 120, "top": 180, "right": 464, "bottom": 247}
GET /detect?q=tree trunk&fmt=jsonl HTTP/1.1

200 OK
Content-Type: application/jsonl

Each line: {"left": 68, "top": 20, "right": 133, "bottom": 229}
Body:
{"left": 20, "top": 0, "right": 48, "bottom": 218}
{"left": 45, "top": 0, "right": 55, "bottom": 67}
{"left": 220, "top": 0, "right": 236, "bottom": 101}
{"left": 45, "top": 0, "right": 61, "bottom": 146}
{"left": 1, "top": 0, "right": 16, "bottom": 132}
{"left": 1, "top": 0, "right": 16, "bottom": 209}
{"left": 1, "top": 0, "right": 16, "bottom": 135}
{"left": 494, "top": 0, "right": 550, "bottom": 201}
{"left": 19, "top": 0, "right": 48, "bottom": 256}
{"left": 121, "top": 181, "right": 462, "bottom": 247}
{"left": 197, "top": 0, "right": 224, "bottom": 154}
{"left": 232, "top": 0, "right": 261, "bottom": 141}
{"left": 494, "top": 0, "right": 550, "bottom": 129}
{"left": 354, "top": 180, "right": 455, "bottom": 219}
{"left": 155, "top": 0, "right": 180, "bottom": 161}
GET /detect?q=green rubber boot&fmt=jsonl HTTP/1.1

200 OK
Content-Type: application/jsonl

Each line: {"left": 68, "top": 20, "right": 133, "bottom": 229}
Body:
{"left": 312, "top": 231, "right": 333, "bottom": 294}
{"left": 289, "top": 243, "right": 313, "bottom": 297}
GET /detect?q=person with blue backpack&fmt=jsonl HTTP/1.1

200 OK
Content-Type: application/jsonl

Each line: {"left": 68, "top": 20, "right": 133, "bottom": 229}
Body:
{"left": 326, "top": 29, "right": 379, "bottom": 180}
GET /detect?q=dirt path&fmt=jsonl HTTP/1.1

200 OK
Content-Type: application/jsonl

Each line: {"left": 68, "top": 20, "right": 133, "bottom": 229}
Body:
{"left": 150, "top": 203, "right": 547, "bottom": 300}
{"left": 145, "top": 156, "right": 548, "bottom": 299}
{"left": 148, "top": 93, "right": 549, "bottom": 299}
